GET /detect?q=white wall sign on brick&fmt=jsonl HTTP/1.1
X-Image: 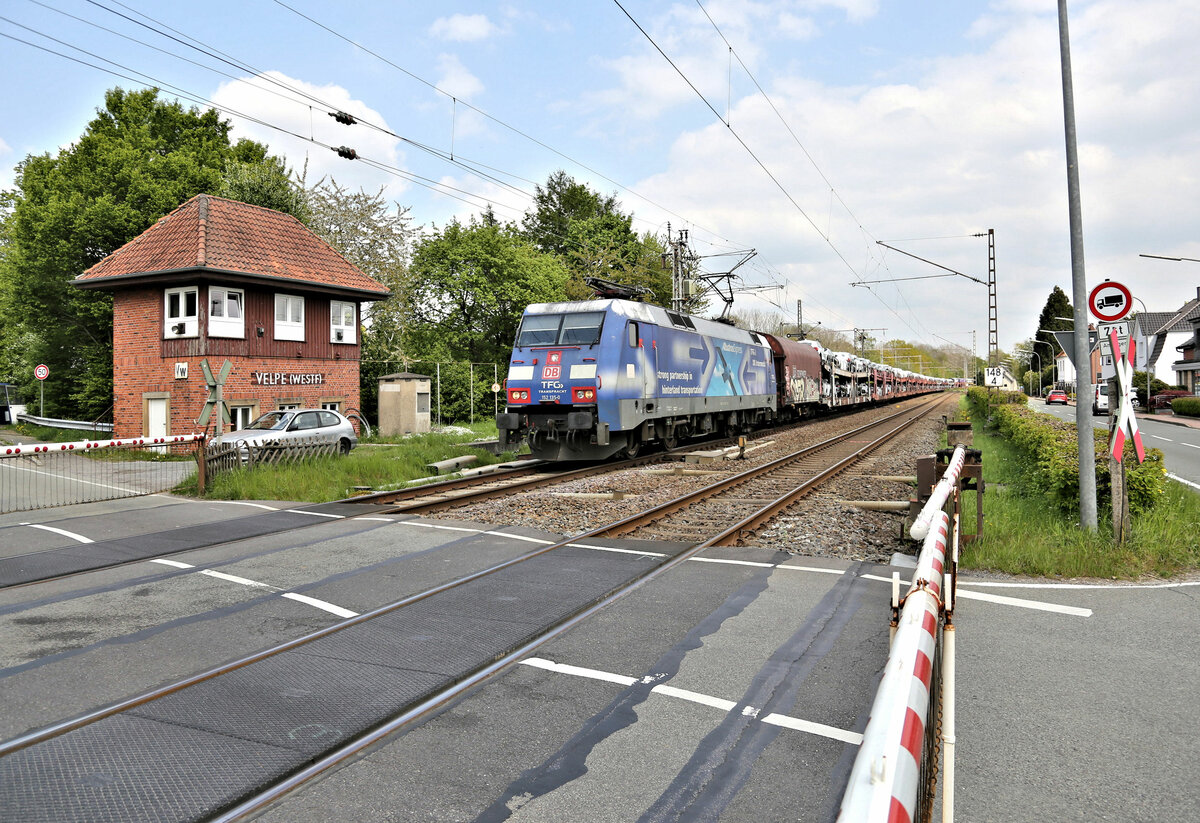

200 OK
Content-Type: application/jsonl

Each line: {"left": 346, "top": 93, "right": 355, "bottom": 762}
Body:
{"left": 174, "top": 362, "right": 188, "bottom": 380}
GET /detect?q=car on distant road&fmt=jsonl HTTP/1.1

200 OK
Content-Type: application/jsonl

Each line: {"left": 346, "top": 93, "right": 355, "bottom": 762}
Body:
{"left": 218, "top": 409, "right": 358, "bottom": 457}
{"left": 1045, "top": 390, "right": 1070, "bottom": 405}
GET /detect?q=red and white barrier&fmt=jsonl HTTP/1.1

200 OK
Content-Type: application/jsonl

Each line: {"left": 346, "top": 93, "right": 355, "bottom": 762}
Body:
{"left": 909, "top": 445, "right": 966, "bottom": 541}
{"left": 1, "top": 433, "right": 204, "bottom": 459}
{"left": 838, "top": 510, "right": 949, "bottom": 823}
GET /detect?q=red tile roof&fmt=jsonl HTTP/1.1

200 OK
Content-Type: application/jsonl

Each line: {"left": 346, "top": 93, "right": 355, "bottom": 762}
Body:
{"left": 73, "top": 194, "right": 390, "bottom": 298}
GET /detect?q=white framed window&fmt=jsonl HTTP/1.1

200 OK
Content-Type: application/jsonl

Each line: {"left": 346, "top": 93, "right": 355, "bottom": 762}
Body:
{"left": 320, "top": 401, "right": 341, "bottom": 411}
{"left": 277, "top": 402, "right": 300, "bottom": 411}
{"left": 330, "top": 300, "right": 356, "bottom": 344}
{"left": 208, "top": 287, "right": 244, "bottom": 338}
{"left": 164, "top": 287, "right": 198, "bottom": 338}
{"left": 229, "top": 405, "right": 255, "bottom": 430}
{"left": 275, "top": 293, "right": 305, "bottom": 342}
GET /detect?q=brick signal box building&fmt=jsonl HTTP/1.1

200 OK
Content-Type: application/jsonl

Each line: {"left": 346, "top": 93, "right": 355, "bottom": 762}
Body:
{"left": 72, "top": 194, "right": 390, "bottom": 439}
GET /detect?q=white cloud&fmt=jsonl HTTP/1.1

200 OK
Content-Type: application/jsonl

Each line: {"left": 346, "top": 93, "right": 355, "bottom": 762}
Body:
{"left": 429, "top": 13, "right": 501, "bottom": 43}
{"left": 435, "top": 54, "right": 485, "bottom": 102}
{"left": 209, "top": 71, "right": 407, "bottom": 202}
{"left": 617, "top": 1, "right": 1200, "bottom": 352}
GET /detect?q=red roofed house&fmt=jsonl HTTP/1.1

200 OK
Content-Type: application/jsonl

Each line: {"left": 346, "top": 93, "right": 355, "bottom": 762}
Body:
{"left": 72, "top": 194, "right": 390, "bottom": 439}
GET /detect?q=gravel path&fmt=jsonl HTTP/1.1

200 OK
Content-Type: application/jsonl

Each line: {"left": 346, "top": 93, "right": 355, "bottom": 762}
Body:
{"left": 446, "top": 395, "right": 956, "bottom": 564}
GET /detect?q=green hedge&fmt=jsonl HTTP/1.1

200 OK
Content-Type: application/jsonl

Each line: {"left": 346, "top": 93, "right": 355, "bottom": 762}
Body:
{"left": 1172, "top": 396, "right": 1200, "bottom": 418}
{"left": 965, "top": 386, "right": 1167, "bottom": 514}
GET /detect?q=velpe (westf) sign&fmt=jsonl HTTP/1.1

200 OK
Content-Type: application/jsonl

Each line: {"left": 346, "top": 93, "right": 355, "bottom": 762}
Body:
{"left": 251, "top": 372, "right": 325, "bottom": 386}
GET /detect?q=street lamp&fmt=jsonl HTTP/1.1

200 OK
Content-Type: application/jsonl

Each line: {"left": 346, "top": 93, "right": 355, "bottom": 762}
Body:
{"left": 1026, "top": 350, "right": 1042, "bottom": 396}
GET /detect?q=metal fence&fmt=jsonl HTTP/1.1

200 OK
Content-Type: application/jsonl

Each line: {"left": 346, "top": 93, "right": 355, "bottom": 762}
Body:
{"left": 0, "top": 435, "right": 202, "bottom": 514}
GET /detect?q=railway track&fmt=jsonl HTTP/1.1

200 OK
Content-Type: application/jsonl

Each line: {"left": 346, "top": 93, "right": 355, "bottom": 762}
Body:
{"left": 593, "top": 393, "right": 947, "bottom": 546}
{"left": 0, "top": 394, "right": 951, "bottom": 821}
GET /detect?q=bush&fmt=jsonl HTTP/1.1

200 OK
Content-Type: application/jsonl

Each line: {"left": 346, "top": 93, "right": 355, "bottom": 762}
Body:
{"left": 1152, "top": 389, "right": 1192, "bottom": 410}
{"left": 965, "top": 386, "right": 1166, "bottom": 514}
{"left": 1173, "top": 396, "right": 1200, "bottom": 417}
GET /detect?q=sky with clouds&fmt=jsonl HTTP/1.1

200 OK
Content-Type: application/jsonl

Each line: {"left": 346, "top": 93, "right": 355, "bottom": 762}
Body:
{"left": 2, "top": 0, "right": 1198, "bottom": 362}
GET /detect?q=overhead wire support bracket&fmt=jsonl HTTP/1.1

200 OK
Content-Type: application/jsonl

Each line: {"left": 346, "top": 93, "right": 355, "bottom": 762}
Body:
{"left": 873, "top": 241, "right": 987, "bottom": 286}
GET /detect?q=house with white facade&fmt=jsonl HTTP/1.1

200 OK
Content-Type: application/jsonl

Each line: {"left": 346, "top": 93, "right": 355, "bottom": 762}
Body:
{"left": 1129, "top": 286, "right": 1200, "bottom": 387}
{"left": 1171, "top": 301, "right": 1200, "bottom": 394}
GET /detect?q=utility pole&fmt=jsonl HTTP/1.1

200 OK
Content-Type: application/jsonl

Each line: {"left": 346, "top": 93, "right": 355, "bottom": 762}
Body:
{"left": 797, "top": 299, "right": 804, "bottom": 339}
{"left": 985, "top": 229, "right": 997, "bottom": 366}
{"left": 853, "top": 328, "right": 885, "bottom": 358}
{"left": 1058, "top": 0, "right": 1097, "bottom": 530}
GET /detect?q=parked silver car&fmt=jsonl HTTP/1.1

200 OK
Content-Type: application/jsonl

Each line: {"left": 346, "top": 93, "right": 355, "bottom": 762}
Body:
{"left": 219, "top": 409, "right": 358, "bottom": 455}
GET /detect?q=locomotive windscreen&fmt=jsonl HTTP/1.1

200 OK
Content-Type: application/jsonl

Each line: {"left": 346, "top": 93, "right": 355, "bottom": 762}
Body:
{"left": 516, "top": 311, "right": 605, "bottom": 347}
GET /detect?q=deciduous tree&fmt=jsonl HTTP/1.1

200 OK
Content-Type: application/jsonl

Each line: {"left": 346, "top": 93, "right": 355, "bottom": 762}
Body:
{"left": 0, "top": 87, "right": 281, "bottom": 419}
{"left": 402, "top": 218, "right": 569, "bottom": 367}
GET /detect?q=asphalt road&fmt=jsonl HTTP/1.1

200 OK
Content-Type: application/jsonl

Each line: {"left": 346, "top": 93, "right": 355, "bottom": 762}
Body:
{"left": 1, "top": 492, "right": 1198, "bottom": 821}
{"left": 1031, "top": 399, "right": 1200, "bottom": 489}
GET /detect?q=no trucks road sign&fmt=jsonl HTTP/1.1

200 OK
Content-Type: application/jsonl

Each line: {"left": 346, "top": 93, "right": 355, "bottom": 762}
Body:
{"left": 1089, "top": 281, "right": 1133, "bottom": 322}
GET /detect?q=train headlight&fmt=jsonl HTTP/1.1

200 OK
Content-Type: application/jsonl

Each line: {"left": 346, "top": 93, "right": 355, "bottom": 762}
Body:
{"left": 508, "top": 388, "right": 531, "bottom": 403}
{"left": 572, "top": 387, "right": 596, "bottom": 403}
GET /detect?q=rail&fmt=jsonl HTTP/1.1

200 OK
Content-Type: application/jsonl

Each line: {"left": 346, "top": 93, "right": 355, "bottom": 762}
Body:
{"left": 839, "top": 444, "right": 969, "bottom": 823}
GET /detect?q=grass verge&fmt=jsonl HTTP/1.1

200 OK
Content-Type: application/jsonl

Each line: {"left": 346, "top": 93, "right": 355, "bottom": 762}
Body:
{"left": 176, "top": 422, "right": 525, "bottom": 503}
{"left": 958, "top": 418, "right": 1200, "bottom": 579}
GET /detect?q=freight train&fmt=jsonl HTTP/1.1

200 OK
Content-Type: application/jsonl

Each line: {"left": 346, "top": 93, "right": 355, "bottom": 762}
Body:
{"left": 496, "top": 299, "right": 949, "bottom": 461}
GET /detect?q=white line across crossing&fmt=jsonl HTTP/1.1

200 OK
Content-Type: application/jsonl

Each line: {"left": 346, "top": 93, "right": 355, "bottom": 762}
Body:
{"left": 520, "top": 657, "right": 862, "bottom": 745}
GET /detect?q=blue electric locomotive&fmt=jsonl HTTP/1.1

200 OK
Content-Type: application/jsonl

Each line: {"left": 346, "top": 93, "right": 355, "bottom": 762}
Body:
{"left": 496, "top": 299, "right": 777, "bottom": 460}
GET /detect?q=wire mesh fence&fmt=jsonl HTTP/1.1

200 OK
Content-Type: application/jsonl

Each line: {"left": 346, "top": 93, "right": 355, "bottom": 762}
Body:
{"left": 363, "top": 360, "right": 505, "bottom": 426}
{"left": 0, "top": 436, "right": 201, "bottom": 514}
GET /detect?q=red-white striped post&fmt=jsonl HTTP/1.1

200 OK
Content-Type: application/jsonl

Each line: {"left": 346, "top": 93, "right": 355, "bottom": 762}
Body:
{"left": 838, "top": 509, "right": 949, "bottom": 822}
{"left": 909, "top": 445, "right": 966, "bottom": 541}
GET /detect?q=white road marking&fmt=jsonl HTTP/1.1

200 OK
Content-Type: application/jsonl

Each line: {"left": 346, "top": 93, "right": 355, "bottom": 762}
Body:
{"left": 761, "top": 713, "right": 865, "bottom": 745}
{"left": 954, "top": 589, "right": 1092, "bottom": 617}
{"left": 1182, "top": 442, "right": 1200, "bottom": 450}
{"left": 217, "top": 501, "right": 280, "bottom": 510}
{"left": 281, "top": 592, "right": 359, "bottom": 617}
{"left": 284, "top": 509, "right": 344, "bottom": 519}
{"left": 521, "top": 657, "right": 637, "bottom": 686}
{"left": 651, "top": 684, "right": 738, "bottom": 713}
{"left": 144, "top": 559, "right": 356, "bottom": 618}
{"left": 1151, "top": 435, "right": 1173, "bottom": 441}
{"left": 149, "top": 558, "right": 194, "bottom": 569}
{"left": 201, "top": 569, "right": 275, "bottom": 588}
{"left": 485, "top": 531, "right": 555, "bottom": 544}
{"left": 571, "top": 543, "right": 668, "bottom": 557}
{"left": 405, "top": 522, "right": 481, "bottom": 533}
{"left": 1168, "top": 473, "right": 1200, "bottom": 490}
{"left": 19, "top": 523, "right": 94, "bottom": 543}
{"left": 521, "top": 657, "right": 860, "bottom": 745}
{"left": 355, "top": 517, "right": 394, "bottom": 522}
{"left": 779, "top": 564, "right": 849, "bottom": 576}
{"left": 862, "top": 573, "right": 1092, "bottom": 616}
